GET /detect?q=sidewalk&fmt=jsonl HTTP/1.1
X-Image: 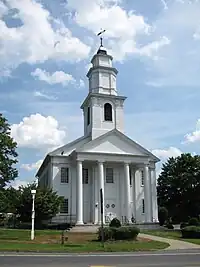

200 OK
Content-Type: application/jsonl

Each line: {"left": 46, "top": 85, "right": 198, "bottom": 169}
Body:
{"left": 139, "top": 233, "right": 200, "bottom": 250}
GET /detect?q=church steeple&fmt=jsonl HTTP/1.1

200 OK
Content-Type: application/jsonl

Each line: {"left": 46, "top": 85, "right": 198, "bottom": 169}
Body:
{"left": 87, "top": 43, "right": 118, "bottom": 96}
{"left": 81, "top": 41, "right": 126, "bottom": 140}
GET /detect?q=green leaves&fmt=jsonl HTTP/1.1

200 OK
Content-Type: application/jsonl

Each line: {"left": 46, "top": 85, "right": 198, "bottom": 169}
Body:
{"left": 14, "top": 183, "right": 64, "bottom": 225}
{"left": 157, "top": 153, "right": 200, "bottom": 222}
{"left": 0, "top": 114, "right": 18, "bottom": 189}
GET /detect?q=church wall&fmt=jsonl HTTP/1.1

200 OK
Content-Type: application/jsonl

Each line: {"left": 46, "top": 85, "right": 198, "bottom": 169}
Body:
{"left": 91, "top": 99, "right": 116, "bottom": 139}
{"left": 38, "top": 161, "right": 52, "bottom": 189}
{"left": 51, "top": 158, "right": 77, "bottom": 217}
{"left": 115, "top": 105, "right": 124, "bottom": 132}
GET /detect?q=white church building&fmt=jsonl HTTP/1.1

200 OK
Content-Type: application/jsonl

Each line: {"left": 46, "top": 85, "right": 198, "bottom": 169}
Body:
{"left": 36, "top": 44, "right": 160, "bottom": 226}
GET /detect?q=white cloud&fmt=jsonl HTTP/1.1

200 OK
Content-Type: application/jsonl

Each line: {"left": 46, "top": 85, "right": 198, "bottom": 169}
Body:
{"left": 31, "top": 68, "right": 76, "bottom": 86}
{"left": 136, "top": 36, "right": 171, "bottom": 58}
{"left": 11, "top": 113, "right": 66, "bottom": 149}
{"left": 183, "top": 118, "right": 200, "bottom": 143}
{"left": 160, "top": 0, "right": 168, "bottom": 10}
{"left": 152, "top": 147, "right": 182, "bottom": 159}
{"left": 79, "top": 79, "right": 85, "bottom": 88}
{"left": 0, "top": 2, "right": 8, "bottom": 18}
{"left": 145, "top": 80, "right": 164, "bottom": 87}
{"left": 147, "top": 0, "right": 200, "bottom": 86}
{"left": 9, "top": 179, "right": 29, "bottom": 189}
{"left": 33, "top": 91, "right": 57, "bottom": 101}
{"left": 0, "top": 0, "right": 90, "bottom": 72}
{"left": 21, "top": 159, "right": 43, "bottom": 171}
{"left": 66, "top": 0, "right": 170, "bottom": 61}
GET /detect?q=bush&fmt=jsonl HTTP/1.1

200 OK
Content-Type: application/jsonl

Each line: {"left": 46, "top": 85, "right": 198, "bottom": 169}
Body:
{"left": 180, "top": 222, "right": 189, "bottom": 229}
{"left": 181, "top": 226, "right": 200, "bottom": 239}
{"left": 98, "top": 227, "right": 115, "bottom": 241}
{"left": 98, "top": 226, "right": 140, "bottom": 241}
{"left": 188, "top": 217, "right": 200, "bottom": 226}
{"left": 109, "top": 218, "right": 121, "bottom": 228}
{"left": 158, "top": 207, "right": 168, "bottom": 226}
{"left": 166, "top": 223, "right": 174, "bottom": 230}
{"left": 114, "top": 226, "right": 140, "bottom": 240}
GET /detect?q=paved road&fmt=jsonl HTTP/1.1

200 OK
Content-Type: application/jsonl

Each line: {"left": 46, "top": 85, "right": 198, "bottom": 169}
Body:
{"left": 1, "top": 250, "right": 200, "bottom": 267}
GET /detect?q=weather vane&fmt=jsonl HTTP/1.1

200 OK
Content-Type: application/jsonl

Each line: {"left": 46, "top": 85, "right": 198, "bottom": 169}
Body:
{"left": 97, "top": 29, "right": 106, "bottom": 48}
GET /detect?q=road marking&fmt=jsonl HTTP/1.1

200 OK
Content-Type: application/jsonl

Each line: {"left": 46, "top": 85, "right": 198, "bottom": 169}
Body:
{"left": 1, "top": 251, "right": 200, "bottom": 257}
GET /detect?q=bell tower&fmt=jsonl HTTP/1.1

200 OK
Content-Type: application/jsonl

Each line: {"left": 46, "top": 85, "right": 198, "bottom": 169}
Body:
{"left": 81, "top": 40, "right": 127, "bottom": 140}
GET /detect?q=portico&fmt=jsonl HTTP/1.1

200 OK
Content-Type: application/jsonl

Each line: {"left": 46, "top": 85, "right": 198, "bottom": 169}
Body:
{"left": 73, "top": 150, "right": 157, "bottom": 225}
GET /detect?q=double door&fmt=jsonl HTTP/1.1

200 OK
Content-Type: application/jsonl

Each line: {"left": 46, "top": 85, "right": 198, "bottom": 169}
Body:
{"left": 105, "top": 198, "right": 117, "bottom": 223}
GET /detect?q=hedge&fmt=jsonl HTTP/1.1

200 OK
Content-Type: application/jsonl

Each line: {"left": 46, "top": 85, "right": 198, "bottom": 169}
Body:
{"left": 180, "top": 222, "right": 189, "bottom": 229}
{"left": 181, "top": 226, "right": 200, "bottom": 239}
{"left": 98, "top": 226, "right": 140, "bottom": 241}
{"left": 188, "top": 217, "right": 200, "bottom": 226}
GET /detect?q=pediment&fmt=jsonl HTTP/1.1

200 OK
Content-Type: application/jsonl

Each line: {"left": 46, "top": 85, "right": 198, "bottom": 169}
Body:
{"left": 49, "top": 136, "right": 91, "bottom": 156}
{"left": 77, "top": 130, "right": 159, "bottom": 161}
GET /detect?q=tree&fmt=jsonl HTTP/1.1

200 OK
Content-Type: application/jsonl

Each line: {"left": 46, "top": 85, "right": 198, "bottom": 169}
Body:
{"left": 0, "top": 187, "right": 19, "bottom": 213}
{"left": 158, "top": 207, "right": 168, "bottom": 226}
{"left": 157, "top": 153, "right": 200, "bottom": 222}
{"left": 15, "top": 183, "right": 64, "bottom": 226}
{"left": 0, "top": 113, "right": 18, "bottom": 188}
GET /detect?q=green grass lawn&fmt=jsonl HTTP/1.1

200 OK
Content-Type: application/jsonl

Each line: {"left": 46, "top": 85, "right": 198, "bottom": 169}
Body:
{"left": 142, "top": 230, "right": 200, "bottom": 245}
{"left": 0, "top": 229, "right": 169, "bottom": 252}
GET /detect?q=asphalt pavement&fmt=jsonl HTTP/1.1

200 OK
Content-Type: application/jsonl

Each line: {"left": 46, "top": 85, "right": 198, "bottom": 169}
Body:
{"left": 1, "top": 250, "right": 200, "bottom": 267}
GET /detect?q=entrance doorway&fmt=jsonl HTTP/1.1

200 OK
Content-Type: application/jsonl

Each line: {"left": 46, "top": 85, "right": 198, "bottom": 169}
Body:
{"left": 105, "top": 198, "right": 117, "bottom": 223}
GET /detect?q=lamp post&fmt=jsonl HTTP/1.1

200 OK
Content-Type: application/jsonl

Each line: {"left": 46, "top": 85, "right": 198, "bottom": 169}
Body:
{"left": 31, "top": 189, "right": 36, "bottom": 241}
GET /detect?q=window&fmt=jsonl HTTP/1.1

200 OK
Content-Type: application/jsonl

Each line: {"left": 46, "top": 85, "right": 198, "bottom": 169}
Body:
{"left": 129, "top": 168, "right": 132, "bottom": 186}
{"left": 87, "top": 107, "right": 90, "bottom": 125}
{"left": 61, "top": 167, "right": 69, "bottom": 183}
{"left": 104, "top": 103, "right": 112, "bottom": 121}
{"left": 142, "top": 199, "right": 145, "bottom": 214}
{"left": 141, "top": 170, "right": 144, "bottom": 186}
{"left": 60, "top": 198, "right": 69, "bottom": 213}
{"left": 106, "top": 168, "right": 114, "bottom": 183}
{"left": 83, "top": 168, "right": 89, "bottom": 184}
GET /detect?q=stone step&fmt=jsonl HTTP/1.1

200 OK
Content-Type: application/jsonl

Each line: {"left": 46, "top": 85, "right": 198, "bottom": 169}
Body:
{"left": 69, "top": 225, "right": 99, "bottom": 233}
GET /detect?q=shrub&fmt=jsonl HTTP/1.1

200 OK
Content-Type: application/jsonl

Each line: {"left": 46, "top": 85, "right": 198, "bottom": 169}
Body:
{"left": 180, "top": 222, "right": 189, "bottom": 229}
{"left": 98, "top": 226, "right": 140, "bottom": 241}
{"left": 188, "top": 217, "right": 200, "bottom": 226}
{"left": 109, "top": 218, "right": 121, "bottom": 228}
{"left": 114, "top": 226, "right": 140, "bottom": 240}
{"left": 181, "top": 226, "right": 200, "bottom": 239}
{"left": 166, "top": 223, "right": 174, "bottom": 230}
{"left": 97, "top": 227, "right": 115, "bottom": 241}
{"left": 158, "top": 207, "right": 168, "bottom": 226}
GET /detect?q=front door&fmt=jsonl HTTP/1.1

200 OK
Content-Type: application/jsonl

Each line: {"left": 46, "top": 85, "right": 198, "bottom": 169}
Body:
{"left": 105, "top": 198, "right": 117, "bottom": 223}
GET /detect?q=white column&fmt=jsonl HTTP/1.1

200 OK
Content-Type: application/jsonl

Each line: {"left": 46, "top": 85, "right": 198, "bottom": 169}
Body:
{"left": 76, "top": 160, "right": 83, "bottom": 225}
{"left": 93, "top": 166, "right": 99, "bottom": 224}
{"left": 98, "top": 161, "right": 105, "bottom": 224}
{"left": 132, "top": 169, "right": 137, "bottom": 222}
{"left": 124, "top": 162, "right": 131, "bottom": 222}
{"left": 152, "top": 168, "right": 159, "bottom": 222}
{"left": 144, "top": 165, "right": 151, "bottom": 222}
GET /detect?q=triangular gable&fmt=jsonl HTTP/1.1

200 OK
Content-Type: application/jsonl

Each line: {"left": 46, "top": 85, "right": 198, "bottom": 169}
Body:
{"left": 49, "top": 135, "right": 91, "bottom": 156}
{"left": 77, "top": 129, "right": 160, "bottom": 162}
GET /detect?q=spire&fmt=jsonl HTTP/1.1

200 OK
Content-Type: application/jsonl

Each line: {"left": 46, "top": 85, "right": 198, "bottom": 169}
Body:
{"left": 97, "top": 29, "right": 107, "bottom": 55}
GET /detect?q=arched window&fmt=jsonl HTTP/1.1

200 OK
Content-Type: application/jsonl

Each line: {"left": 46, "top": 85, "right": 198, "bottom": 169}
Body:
{"left": 87, "top": 107, "right": 90, "bottom": 125}
{"left": 104, "top": 103, "right": 112, "bottom": 121}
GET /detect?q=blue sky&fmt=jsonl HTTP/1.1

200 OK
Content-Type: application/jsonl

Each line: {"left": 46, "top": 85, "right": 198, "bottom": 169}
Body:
{"left": 1, "top": 0, "right": 200, "bottom": 187}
